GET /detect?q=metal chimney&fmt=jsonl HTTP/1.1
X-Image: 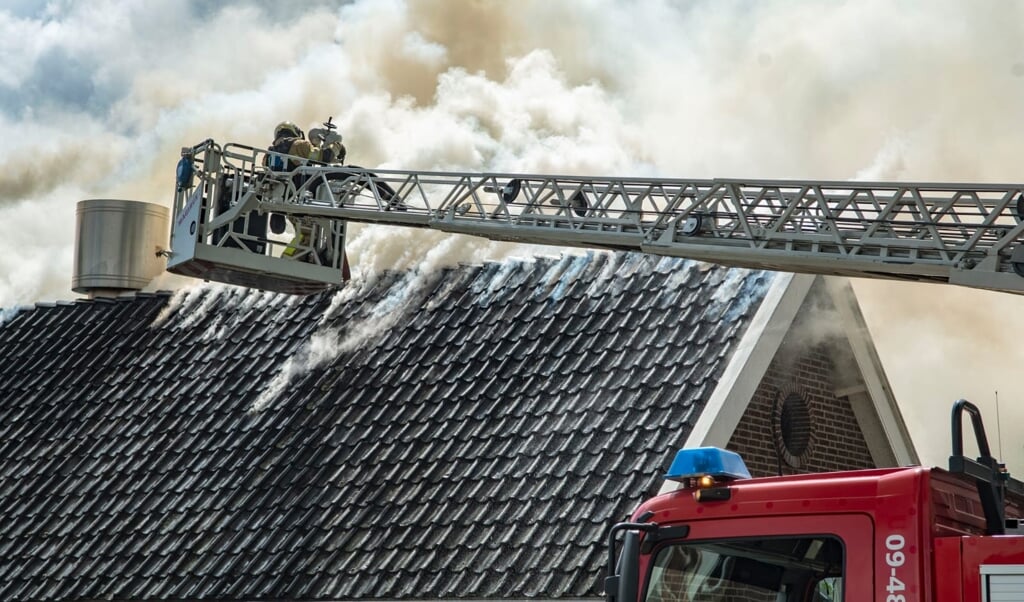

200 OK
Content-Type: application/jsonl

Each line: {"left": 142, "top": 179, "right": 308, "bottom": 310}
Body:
{"left": 73, "top": 199, "right": 169, "bottom": 298}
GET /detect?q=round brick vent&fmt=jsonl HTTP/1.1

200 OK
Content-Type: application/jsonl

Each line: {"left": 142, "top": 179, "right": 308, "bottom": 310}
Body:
{"left": 773, "top": 387, "right": 815, "bottom": 468}
{"left": 780, "top": 392, "right": 812, "bottom": 456}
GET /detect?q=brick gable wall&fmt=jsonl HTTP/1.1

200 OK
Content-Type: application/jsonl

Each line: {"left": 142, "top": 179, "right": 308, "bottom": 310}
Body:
{"left": 727, "top": 286, "right": 878, "bottom": 477}
{"left": 728, "top": 344, "right": 877, "bottom": 477}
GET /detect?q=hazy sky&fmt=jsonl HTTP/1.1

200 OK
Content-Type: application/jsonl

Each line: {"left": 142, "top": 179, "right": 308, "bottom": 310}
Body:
{"left": 3, "top": 0, "right": 1024, "bottom": 471}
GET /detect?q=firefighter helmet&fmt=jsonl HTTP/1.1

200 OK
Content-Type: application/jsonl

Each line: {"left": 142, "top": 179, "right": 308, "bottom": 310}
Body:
{"left": 274, "top": 121, "right": 303, "bottom": 140}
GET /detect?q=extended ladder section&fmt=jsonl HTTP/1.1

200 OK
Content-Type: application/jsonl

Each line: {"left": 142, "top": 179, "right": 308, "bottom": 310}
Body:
{"left": 168, "top": 139, "right": 1024, "bottom": 294}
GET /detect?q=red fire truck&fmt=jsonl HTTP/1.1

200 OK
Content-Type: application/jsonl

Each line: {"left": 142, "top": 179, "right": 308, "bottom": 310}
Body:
{"left": 166, "top": 137, "right": 1024, "bottom": 600}
{"left": 605, "top": 400, "right": 1024, "bottom": 601}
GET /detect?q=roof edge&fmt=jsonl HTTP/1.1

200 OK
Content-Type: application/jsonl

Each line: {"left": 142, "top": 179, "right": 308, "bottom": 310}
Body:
{"left": 683, "top": 271, "right": 815, "bottom": 450}
{"left": 822, "top": 276, "right": 919, "bottom": 466}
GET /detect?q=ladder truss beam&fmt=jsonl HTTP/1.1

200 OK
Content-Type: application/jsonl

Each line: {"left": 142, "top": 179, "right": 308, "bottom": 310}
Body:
{"left": 167, "top": 140, "right": 1024, "bottom": 295}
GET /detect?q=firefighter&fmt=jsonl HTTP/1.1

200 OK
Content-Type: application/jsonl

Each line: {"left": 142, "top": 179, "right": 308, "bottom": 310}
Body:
{"left": 266, "top": 121, "right": 315, "bottom": 236}
{"left": 268, "top": 121, "right": 314, "bottom": 170}
{"left": 317, "top": 138, "right": 346, "bottom": 164}
{"left": 270, "top": 121, "right": 347, "bottom": 269}
{"left": 308, "top": 127, "right": 346, "bottom": 165}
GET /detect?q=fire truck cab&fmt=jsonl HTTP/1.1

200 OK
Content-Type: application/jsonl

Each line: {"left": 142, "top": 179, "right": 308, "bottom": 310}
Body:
{"left": 606, "top": 401, "right": 1024, "bottom": 602}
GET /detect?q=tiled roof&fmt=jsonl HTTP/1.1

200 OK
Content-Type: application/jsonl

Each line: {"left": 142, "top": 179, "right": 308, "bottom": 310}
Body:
{"left": 0, "top": 252, "right": 774, "bottom": 601}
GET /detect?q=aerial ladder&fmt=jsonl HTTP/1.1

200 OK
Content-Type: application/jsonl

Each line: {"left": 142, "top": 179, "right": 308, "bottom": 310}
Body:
{"left": 167, "top": 138, "right": 1024, "bottom": 295}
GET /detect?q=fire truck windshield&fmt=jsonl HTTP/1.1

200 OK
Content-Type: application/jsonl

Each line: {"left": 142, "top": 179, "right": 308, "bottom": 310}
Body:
{"left": 643, "top": 535, "right": 843, "bottom": 602}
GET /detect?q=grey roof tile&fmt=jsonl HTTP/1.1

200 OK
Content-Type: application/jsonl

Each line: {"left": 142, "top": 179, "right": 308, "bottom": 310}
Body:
{"left": 0, "top": 253, "right": 773, "bottom": 600}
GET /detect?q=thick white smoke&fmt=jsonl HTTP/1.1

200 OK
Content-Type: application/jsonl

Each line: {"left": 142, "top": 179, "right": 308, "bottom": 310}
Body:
{"left": 2, "top": 0, "right": 1024, "bottom": 469}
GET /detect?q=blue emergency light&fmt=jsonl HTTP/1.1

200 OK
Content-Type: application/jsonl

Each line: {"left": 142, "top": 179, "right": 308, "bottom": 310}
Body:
{"left": 175, "top": 155, "right": 194, "bottom": 191}
{"left": 665, "top": 447, "right": 752, "bottom": 483}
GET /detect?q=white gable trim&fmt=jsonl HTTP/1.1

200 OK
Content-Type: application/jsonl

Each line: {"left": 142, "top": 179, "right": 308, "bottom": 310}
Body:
{"left": 822, "top": 277, "right": 918, "bottom": 466}
{"left": 683, "top": 271, "right": 815, "bottom": 450}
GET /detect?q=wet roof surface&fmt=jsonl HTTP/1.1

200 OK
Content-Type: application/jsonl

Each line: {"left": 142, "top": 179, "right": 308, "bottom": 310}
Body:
{"left": 0, "top": 252, "right": 774, "bottom": 601}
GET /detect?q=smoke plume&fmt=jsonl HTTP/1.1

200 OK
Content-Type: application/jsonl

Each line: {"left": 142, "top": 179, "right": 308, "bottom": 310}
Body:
{"left": 3, "top": 0, "right": 1024, "bottom": 468}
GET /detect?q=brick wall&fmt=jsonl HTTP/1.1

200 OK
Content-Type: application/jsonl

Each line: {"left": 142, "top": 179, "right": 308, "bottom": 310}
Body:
{"left": 727, "top": 288, "right": 878, "bottom": 477}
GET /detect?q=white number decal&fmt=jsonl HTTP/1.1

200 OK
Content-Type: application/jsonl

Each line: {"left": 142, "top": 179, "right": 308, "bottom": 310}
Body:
{"left": 883, "top": 534, "right": 907, "bottom": 602}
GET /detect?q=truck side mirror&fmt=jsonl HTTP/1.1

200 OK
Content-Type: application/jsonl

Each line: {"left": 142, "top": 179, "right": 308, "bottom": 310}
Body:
{"left": 617, "top": 530, "right": 641, "bottom": 602}
{"left": 605, "top": 528, "right": 643, "bottom": 602}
